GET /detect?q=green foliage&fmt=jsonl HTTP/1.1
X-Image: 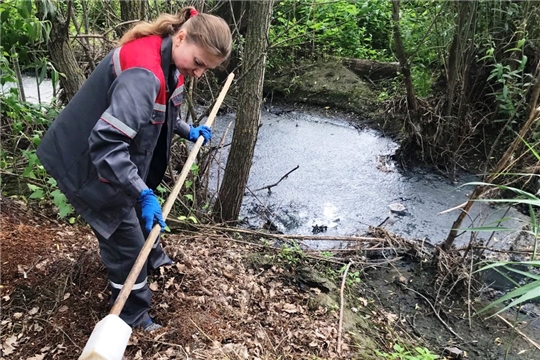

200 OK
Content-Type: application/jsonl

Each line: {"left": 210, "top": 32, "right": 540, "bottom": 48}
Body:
{"left": 376, "top": 344, "right": 440, "bottom": 360}
{"left": 480, "top": 36, "right": 531, "bottom": 119}
{"left": 279, "top": 241, "right": 304, "bottom": 266}
{"left": 0, "top": 0, "right": 51, "bottom": 67}
{"left": 26, "top": 178, "right": 73, "bottom": 218}
{"left": 269, "top": 0, "right": 392, "bottom": 71}
{"left": 462, "top": 140, "right": 539, "bottom": 318}
{"left": 0, "top": 51, "right": 70, "bottom": 218}
{"left": 177, "top": 215, "right": 198, "bottom": 224}
{"left": 392, "top": 1, "right": 451, "bottom": 98}
{"left": 339, "top": 264, "right": 362, "bottom": 286}
{"left": 475, "top": 260, "right": 540, "bottom": 317}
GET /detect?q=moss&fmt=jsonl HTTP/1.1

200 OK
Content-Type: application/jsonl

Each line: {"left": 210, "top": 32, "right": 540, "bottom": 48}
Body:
{"left": 265, "top": 60, "right": 377, "bottom": 115}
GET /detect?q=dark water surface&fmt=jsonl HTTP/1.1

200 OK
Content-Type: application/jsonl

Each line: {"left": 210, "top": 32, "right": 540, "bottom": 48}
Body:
{"left": 211, "top": 106, "right": 529, "bottom": 249}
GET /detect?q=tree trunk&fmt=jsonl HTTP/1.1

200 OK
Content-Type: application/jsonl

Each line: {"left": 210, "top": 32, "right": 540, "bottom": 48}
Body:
{"left": 119, "top": 0, "right": 145, "bottom": 35}
{"left": 445, "top": 0, "right": 476, "bottom": 118}
{"left": 391, "top": 0, "right": 417, "bottom": 112}
{"left": 37, "top": 1, "right": 85, "bottom": 103}
{"left": 213, "top": 0, "right": 274, "bottom": 222}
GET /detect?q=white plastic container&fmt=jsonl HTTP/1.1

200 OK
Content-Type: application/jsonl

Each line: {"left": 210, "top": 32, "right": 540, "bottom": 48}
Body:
{"left": 79, "top": 314, "right": 132, "bottom": 360}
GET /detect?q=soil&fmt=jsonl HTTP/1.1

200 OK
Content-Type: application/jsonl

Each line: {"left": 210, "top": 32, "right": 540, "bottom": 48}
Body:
{"left": 1, "top": 197, "right": 540, "bottom": 359}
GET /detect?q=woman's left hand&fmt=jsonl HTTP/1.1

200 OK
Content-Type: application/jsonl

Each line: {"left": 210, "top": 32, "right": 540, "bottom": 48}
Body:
{"left": 188, "top": 125, "right": 212, "bottom": 145}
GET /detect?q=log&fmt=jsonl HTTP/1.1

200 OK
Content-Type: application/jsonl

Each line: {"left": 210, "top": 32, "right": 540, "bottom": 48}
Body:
{"left": 340, "top": 58, "right": 400, "bottom": 80}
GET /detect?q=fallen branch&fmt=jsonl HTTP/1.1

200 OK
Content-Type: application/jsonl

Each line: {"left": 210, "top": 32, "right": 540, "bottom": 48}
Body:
{"left": 254, "top": 165, "right": 300, "bottom": 193}
{"left": 215, "top": 233, "right": 347, "bottom": 265}
{"left": 460, "top": 246, "right": 535, "bottom": 256}
{"left": 337, "top": 261, "right": 353, "bottom": 355}
{"left": 0, "top": 170, "right": 47, "bottom": 188}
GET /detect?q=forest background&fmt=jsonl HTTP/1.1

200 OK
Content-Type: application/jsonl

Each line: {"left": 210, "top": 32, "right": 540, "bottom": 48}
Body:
{"left": 1, "top": 1, "right": 540, "bottom": 359}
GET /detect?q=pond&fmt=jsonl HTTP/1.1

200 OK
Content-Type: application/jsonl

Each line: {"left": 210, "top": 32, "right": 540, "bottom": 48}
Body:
{"left": 211, "top": 105, "right": 529, "bottom": 250}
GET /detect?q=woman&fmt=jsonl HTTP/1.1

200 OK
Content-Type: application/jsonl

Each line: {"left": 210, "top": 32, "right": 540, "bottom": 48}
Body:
{"left": 37, "top": 7, "right": 232, "bottom": 331}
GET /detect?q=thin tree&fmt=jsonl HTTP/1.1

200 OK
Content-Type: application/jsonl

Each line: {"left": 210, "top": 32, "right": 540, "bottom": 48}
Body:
{"left": 391, "top": 0, "right": 417, "bottom": 113}
{"left": 36, "top": 0, "right": 85, "bottom": 102}
{"left": 442, "top": 63, "right": 540, "bottom": 251}
{"left": 213, "top": 0, "right": 274, "bottom": 222}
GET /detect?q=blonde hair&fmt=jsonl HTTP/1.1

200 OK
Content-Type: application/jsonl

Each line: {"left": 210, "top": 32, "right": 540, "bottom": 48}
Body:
{"left": 119, "top": 6, "right": 232, "bottom": 60}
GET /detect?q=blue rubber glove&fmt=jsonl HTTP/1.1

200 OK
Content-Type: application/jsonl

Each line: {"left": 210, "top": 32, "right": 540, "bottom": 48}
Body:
{"left": 188, "top": 125, "right": 212, "bottom": 145}
{"left": 138, "top": 189, "right": 167, "bottom": 233}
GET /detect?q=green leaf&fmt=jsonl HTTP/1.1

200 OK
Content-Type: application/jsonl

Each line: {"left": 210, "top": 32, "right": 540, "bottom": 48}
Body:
{"left": 47, "top": 177, "right": 57, "bottom": 186}
{"left": 481, "top": 280, "right": 540, "bottom": 317}
{"left": 58, "top": 203, "right": 73, "bottom": 218}
{"left": 27, "top": 184, "right": 44, "bottom": 199}
{"left": 27, "top": 184, "right": 39, "bottom": 191}
{"left": 459, "top": 226, "right": 516, "bottom": 232}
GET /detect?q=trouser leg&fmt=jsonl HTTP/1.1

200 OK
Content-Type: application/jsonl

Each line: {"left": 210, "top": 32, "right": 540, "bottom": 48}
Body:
{"left": 134, "top": 202, "right": 173, "bottom": 271}
{"left": 93, "top": 208, "right": 151, "bottom": 328}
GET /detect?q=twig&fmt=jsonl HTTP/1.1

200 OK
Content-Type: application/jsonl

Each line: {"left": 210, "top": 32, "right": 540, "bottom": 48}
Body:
{"left": 253, "top": 165, "right": 300, "bottom": 192}
{"left": 139, "top": 337, "right": 189, "bottom": 358}
{"left": 495, "top": 314, "right": 540, "bottom": 351}
{"left": 462, "top": 246, "right": 535, "bottom": 256}
{"left": 376, "top": 216, "right": 390, "bottom": 227}
{"left": 468, "top": 253, "right": 473, "bottom": 328}
{"left": 404, "top": 286, "right": 464, "bottom": 341}
{"left": 35, "top": 317, "right": 81, "bottom": 349}
{"left": 337, "top": 261, "right": 353, "bottom": 355}
{"left": 102, "top": 19, "right": 141, "bottom": 37}
{"left": 438, "top": 201, "right": 467, "bottom": 215}
{"left": 0, "top": 170, "right": 47, "bottom": 188}
{"left": 189, "top": 318, "right": 215, "bottom": 342}
{"left": 213, "top": 232, "right": 348, "bottom": 265}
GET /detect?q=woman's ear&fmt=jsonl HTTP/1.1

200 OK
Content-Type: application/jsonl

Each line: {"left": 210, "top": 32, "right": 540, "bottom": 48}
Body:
{"left": 176, "top": 29, "right": 186, "bottom": 43}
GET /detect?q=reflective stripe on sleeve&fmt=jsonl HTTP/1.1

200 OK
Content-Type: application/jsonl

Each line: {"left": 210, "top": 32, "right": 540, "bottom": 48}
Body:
{"left": 113, "top": 48, "right": 122, "bottom": 76}
{"left": 170, "top": 84, "right": 184, "bottom": 99}
{"left": 100, "top": 112, "right": 137, "bottom": 139}
{"left": 153, "top": 103, "right": 166, "bottom": 112}
{"left": 109, "top": 277, "right": 147, "bottom": 290}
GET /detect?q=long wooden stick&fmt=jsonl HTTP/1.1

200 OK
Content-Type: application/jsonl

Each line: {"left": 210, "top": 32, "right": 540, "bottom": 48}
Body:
{"left": 110, "top": 73, "right": 235, "bottom": 316}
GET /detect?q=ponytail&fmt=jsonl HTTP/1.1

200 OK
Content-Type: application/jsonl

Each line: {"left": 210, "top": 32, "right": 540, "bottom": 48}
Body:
{"left": 119, "top": 7, "right": 194, "bottom": 45}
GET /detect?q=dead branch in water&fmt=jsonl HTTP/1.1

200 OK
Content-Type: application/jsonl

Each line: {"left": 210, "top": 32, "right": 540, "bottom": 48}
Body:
{"left": 253, "top": 165, "right": 300, "bottom": 193}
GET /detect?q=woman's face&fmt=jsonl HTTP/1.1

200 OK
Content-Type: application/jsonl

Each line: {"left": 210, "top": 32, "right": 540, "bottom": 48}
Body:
{"left": 172, "top": 29, "right": 223, "bottom": 78}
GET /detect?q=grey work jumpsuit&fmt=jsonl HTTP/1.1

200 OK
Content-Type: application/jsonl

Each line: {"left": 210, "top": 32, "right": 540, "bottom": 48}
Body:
{"left": 37, "top": 35, "right": 190, "bottom": 327}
